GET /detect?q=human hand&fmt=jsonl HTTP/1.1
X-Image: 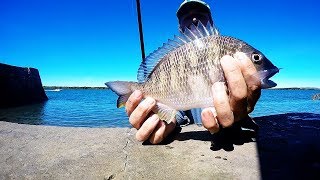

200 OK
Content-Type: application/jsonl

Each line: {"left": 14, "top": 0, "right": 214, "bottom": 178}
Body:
{"left": 126, "top": 90, "right": 177, "bottom": 144}
{"left": 201, "top": 53, "right": 261, "bottom": 133}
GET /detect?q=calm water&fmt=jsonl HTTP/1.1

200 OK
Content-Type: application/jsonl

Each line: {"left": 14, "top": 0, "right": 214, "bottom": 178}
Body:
{"left": 0, "top": 89, "right": 319, "bottom": 127}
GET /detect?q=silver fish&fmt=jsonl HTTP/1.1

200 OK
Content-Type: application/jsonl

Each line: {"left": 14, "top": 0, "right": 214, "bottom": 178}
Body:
{"left": 106, "top": 22, "right": 279, "bottom": 123}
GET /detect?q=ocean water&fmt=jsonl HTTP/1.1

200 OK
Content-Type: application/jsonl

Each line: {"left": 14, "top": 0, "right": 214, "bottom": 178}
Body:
{"left": 0, "top": 89, "right": 319, "bottom": 127}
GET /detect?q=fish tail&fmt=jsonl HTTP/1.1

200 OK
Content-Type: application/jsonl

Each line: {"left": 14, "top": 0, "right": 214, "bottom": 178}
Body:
{"left": 105, "top": 81, "right": 137, "bottom": 108}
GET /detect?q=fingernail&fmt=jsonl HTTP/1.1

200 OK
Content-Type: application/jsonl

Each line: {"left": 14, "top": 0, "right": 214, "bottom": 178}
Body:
{"left": 221, "top": 55, "right": 232, "bottom": 60}
{"left": 208, "top": 128, "right": 219, "bottom": 134}
{"left": 220, "top": 55, "right": 232, "bottom": 64}
{"left": 234, "top": 52, "right": 246, "bottom": 62}
{"left": 133, "top": 90, "right": 142, "bottom": 99}
{"left": 210, "top": 117, "right": 220, "bottom": 134}
{"left": 209, "top": 130, "right": 215, "bottom": 135}
{"left": 144, "top": 97, "right": 155, "bottom": 105}
{"left": 213, "top": 82, "right": 225, "bottom": 92}
{"left": 209, "top": 107, "right": 217, "bottom": 117}
{"left": 150, "top": 114, "right": 159, "bottom": 122}
{"left": 207, "top": 124, "right": 219, "bottom": 134}
{"left": 203, "top": 110, "right": 213, "bottom": 119}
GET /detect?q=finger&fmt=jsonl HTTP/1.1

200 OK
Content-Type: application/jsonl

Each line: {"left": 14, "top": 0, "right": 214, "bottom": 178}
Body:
{"left": 221, "top": 55, "right": 247, "bottom": 120}
{"left": 247, "top": 89, "right": 261, "bottom": 113}
{"left": 201, "top": 107, "right": 219, "bottom": 134}
{"left": 149, "top": 119, "right": 176, "bottom": 144}
{"left": 235, "top": 52, "right": 262, "bottom": 113}
{"left": 213, "top": 82, "right": 234, "bottom": 128}
{"left": 129, "top": 97, "right": 156, "bottom": 129}
{"left": 125, "top": 90, "right": 143, "bottom": 116}
{"left": 135, "top": 114, "right": 160, "bottom": 142}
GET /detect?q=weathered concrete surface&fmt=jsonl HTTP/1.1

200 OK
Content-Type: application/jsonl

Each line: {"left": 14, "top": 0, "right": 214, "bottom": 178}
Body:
{"left": 0, "top": 63, "right": 48, "bottom": 108}
{"left": 1, "top": 113, "right": 320, "bottom": 179}
{"left": 0, "top": 122, "right": 259, "bottom": 179}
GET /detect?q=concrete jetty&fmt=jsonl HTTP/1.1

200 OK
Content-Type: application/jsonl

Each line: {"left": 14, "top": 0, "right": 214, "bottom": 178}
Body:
{"left": 0, "top": 63, "right": 48, "bottom": 108}
{"left": 0, "top": 113, "right": 319, "bottom": 179}
{"left": 0, "top": 122, "right": 259, "bottom": 179}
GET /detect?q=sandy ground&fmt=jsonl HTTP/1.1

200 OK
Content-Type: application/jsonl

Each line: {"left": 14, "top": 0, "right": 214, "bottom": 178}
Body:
{"left": 0, "top": 112, "right": 319, "bottom": 179}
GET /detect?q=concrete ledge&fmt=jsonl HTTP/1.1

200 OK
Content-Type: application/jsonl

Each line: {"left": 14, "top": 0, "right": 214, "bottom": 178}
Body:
{"left": 0, "top": 63, "right": 48, "bottom": 108}
{"left": 1, "top": 113, "right": 320, "bottom": 179}
{"left": 0, "top": 122, "right": 259, "bottom": 179}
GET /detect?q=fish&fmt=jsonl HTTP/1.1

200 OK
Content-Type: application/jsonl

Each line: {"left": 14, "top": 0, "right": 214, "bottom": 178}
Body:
{"left": 106, "top": 22, "right": 279, "bottom": 123}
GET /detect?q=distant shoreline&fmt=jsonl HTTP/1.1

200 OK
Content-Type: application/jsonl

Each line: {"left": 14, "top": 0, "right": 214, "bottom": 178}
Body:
{"left": 43, "top": 86, "right": 108, "bottom": 90}
{"left": 269, "top": 87, "right": 320, "bottom": 90}
{"left": 43, "top": 86, "right": 319, "bottom": 90}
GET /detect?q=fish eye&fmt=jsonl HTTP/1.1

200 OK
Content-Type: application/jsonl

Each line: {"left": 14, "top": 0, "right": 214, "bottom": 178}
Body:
{"left": 252, "top": 53, "right": 262, "bottom": 64}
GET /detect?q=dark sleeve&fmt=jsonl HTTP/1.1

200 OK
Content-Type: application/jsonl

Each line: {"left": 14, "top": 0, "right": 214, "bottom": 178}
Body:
{"left": 176, "top": 110, "right": 188, "bottom": 126}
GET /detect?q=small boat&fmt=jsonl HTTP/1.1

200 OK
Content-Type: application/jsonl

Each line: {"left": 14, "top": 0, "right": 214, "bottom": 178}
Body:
{"left": 45, "top": 89, "right": 62, "bottom": 92}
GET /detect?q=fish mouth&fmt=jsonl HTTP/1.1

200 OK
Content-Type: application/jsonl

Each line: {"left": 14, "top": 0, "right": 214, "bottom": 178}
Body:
{"left": 258, "top": 68, "right": 280, "bottom": 89}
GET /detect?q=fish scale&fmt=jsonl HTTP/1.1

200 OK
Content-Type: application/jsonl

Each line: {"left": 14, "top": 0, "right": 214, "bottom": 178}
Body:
{"left": 106, "top": 22, "right": 279, "bottom": 123}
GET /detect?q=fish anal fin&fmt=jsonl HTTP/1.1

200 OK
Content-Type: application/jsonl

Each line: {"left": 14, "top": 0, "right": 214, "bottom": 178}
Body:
{"left": 117, "top": 94, "right": 131, "bottom": 108}
{"left": 153, "top": 103, "right": 177, "bottom": 123}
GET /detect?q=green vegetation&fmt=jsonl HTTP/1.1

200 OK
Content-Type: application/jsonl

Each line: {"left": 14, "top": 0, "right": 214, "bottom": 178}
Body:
{"left": 43, "top": 86, "right": 108, "bottom": 90}
{"left": 43, "top": 86, "right": 320, "bottom": 90}
{"left": 270, "top": 87, "right": 320, "bottom": 90}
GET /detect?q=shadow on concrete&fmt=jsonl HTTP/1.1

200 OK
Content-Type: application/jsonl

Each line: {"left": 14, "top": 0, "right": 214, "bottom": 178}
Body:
{"left": 145, "top": 112, "right": 320, "bottom": 179}
{"left": 142, "top": 122, "right": 255, "bottom": 147}
{"left": 143, "top": 116, "right": 257, "bottom": 148}
{"left": 173, "top": 117, "right": 257, "bottom": 151}
{"left": 173, "top": 127, "right": 256, "bottom": 151}
{"left": 142, "top": 126, "right": 183, "bottom": 145}
{"left": 254, "top": 113, "right": 320, "bottom": 180}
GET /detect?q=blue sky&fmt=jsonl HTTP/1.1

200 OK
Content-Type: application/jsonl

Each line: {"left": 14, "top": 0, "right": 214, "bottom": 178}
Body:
{"left": 1, "top": 0, "right": 319, "bottom": 88}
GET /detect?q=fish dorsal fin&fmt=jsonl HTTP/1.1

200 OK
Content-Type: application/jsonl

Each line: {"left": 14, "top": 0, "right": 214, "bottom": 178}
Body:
{"left": 137, "top": 22, "right": 220, "bottom": 82}
{"left": 205, "top": 21, "right": 220, "bottom": 36}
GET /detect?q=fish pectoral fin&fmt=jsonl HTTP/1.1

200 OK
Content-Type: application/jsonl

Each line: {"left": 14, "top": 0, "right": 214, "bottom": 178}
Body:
{"left": 153, "top": 103, "right": 177, "bottom": 124}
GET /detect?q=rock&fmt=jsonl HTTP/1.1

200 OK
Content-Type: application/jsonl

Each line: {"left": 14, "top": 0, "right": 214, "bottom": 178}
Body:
{"left": 0, "top": 63, "right": 48, "bottom": 108}
{"left": 312, "top": 93, "right": 320, "bottom": 100}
